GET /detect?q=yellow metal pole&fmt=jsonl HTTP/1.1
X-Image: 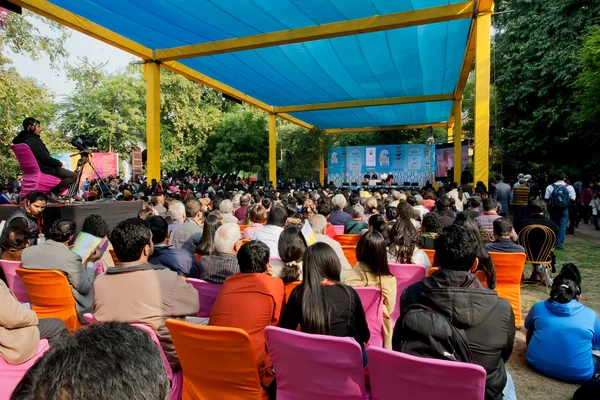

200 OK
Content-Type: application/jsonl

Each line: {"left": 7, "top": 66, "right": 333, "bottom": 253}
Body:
{"left": 268, "top": 113, "right": 277, "bottom": 188}
{"left": 453, "top": 99, "right": 463, "bottom": 183}
{"left": 319, "top": 136, "right": 325, "bottom": 185}
{"left": 144, "top": 62, "right": 161, "bottom": 183}
{"left": 447, "top": 126, "right": 453, "bottom": 143}
{"left": 474, "top": 12, "right": 491, "bottom": 186}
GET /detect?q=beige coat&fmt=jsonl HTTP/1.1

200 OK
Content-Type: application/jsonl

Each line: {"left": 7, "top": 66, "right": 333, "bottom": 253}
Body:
{"left": 342, "top": 262, "right": 397, "bottom": 349}
{"left": 93, "top": 263, "right": 199, "bottom": 371}
{"left": 0, "top": 280, "right": 40, "bottom": 364}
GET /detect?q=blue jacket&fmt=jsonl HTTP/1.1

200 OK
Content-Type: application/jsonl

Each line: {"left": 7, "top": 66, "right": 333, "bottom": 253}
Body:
{"left": 525, "top": 299, "right": 600, "bottom": 382}
{"left": 149, "top": 245, "right": 200, "bottom": 278}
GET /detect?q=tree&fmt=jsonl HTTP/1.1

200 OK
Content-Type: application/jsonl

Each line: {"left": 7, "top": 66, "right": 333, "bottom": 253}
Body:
{"left": 277, "top": 122, "right": 323, "bottom": 181}
{"left": 574, "top": 25, "right": 600, "bottom": 125}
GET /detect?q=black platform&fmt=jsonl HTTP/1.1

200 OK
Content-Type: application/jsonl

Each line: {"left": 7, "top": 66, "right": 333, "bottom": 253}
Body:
{"left": 0, "top": 200, "right": 143, "bottom": 237}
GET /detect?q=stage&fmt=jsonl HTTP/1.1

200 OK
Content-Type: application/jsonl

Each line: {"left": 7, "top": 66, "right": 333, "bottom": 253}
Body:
{"left": 0, "top": 200, "right": 143, "bottom": 238}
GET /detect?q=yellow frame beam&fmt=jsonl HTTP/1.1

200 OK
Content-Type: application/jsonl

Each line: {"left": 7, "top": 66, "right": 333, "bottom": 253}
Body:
{"left": 474, "top": 10, "right": 492, "bottom": 186}
{"left": 156, "top": 2, "right": 475, "bottom": 61}
{"left": 144, "top": 62, "right": 161, "bottom": 183}
{"left": 319, "top": 137, "right": 325, "bottom": 185}
{"left": 274, "top": 94, "right": 453, "bottom": 113}
{"left": 325, "top": 123, "right": 447, "bottom": 134}
{"left": 453, "top": 100, "right": 463, "bottom": 183}
{"left": 268, "top": 114, "right": 277, "bottom": 188}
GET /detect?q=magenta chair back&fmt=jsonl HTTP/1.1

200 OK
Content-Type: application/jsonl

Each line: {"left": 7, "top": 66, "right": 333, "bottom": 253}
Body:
{"left": 388, "top": 263, "right": 427, "bottom": 325}
{"left": 10, "top": 144, "right": 63, "bottom": 196}
{"left": 265, "top": 326, "right": 368, "bottom": 400}
{"left": 0, "top": 339, "right": 49, "bottom": 399}
{"left": 333, "top": 225, "right": 345, "bottom": 235}
{"left": 354, "top": 286, "right": 383, "bottom": 348}
{"left": 367, "top": 347, "right": 486, "bottom": 400}
{"left": 0, "top": 260, "right": 30, "bottom": 303}
{"left": 186, "top": 278, "right": 222, "bottom": 318}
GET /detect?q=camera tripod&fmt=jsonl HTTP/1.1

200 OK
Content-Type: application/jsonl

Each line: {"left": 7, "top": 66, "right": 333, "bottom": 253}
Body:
{"left": 67, "top": 152, "right": 115, "bottom": 202}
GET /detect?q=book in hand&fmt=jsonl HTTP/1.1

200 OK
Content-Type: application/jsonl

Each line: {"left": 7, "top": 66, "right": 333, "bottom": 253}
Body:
{"left": 71, "top": 232, "right": 109, "bottom": 262}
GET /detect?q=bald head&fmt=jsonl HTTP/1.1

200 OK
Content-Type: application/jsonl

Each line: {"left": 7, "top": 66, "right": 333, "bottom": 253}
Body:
{"left": 309, "top": 214, "right": 327, "bottom": 234}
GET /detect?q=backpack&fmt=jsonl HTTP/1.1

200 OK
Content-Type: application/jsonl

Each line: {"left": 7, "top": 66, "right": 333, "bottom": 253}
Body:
{"left": 395, "top": 303, "right": 472, "bottom": 363}
{"left": 549, "top": 184, "right": 570, "bottom": 209}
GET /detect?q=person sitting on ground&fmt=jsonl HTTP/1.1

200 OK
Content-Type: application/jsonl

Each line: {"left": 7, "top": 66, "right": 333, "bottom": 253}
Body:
{"left": 195, "top": 214, "right": 222, "bottom": 258}
{"left": 0, "top": 222, "right": 30, "bottom": 261}
{"left": 329, "top": 194, "right": 352, "bottom": 226}
{"left": 199, "top": 223, "right": 242, "bottom": 283}
{"left": 525, "top": 263, "right": 600, "bottom": 383}
{"left": 280, "top": 242, "right": 370, "bottom": 356}
{"left": 342, "top": 231, "right": 396, "bottom": 349}
{"left": 218, "top": 199, "right": 239, "bottom": 225}
{"left": 166, "top": 201, "right": 186, "bottom": 236}
{"left": 418, "top": 212, "right": 443, "bottom": 250}
{"left": 12, "top": 322, "right": 171, "bottom": 400}
{"left": 6, "top": 191, "right": 47, "bottom": 245}
{"left": 22, "top": 218, "right": 99, "bottom": 323}
{"left": 93, "top": 218, "right": 199, "bottom": 371}
{"left": 317, "top": 202, "right": 338, "bottom": 238}
{"left": 387, "top": 217, "right": 431, "bottom": 270}
{"left": 344, "top": 204, "right": 369, "bottom": 234}
{"left": 0, "top": 279, "right": 68, "bottom": 365}
{"left": 272, "top": 225, "right": 307, "bottom": 284}
{"left": 485, "top": 218, "right": 525, "bottom": 253}
{"left": 394, "top": 225, "right": 516, "bottom": 400}
{"left": 243, "top": 204, "right": 267, "bottom": 239}
{"left": 147, "top": 216, "right": 200, "bottom": 278}
{"left": 463, "top": 196, "right": 483, "bottom": 219}
{"left": 81, "top": 214, "right": 115, "bottom": 271}
{"left": 251, "top": 206, "right": 287, "bottom": 258}
{"left": 413, "top": 195, "right": 429, "bottom": 220}
{"left": 209, "top": 241, "right": 284, "bottom": 394}
{"left": 308, "top": 214, "right": 351, "bottom": 270}
{"left": 170, "top": 198, "right": 204, "bottom": 254}
{"left": 433, "top": 197, "right": 455, "bottom": 229}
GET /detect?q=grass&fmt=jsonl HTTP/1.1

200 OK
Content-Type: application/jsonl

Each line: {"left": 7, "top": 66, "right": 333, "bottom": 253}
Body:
{"left": 509, "top": 234, "right": 600, "bottom": 400}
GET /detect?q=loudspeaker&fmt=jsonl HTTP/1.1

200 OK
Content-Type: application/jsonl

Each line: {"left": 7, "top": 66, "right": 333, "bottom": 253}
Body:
{"left": 411, "top": 182, "right": 419, "bottom": 186}
{"left": 403, "top": 182, "right": 410, "bottom": 186}
{"left": 342, "top": 182, "right": 350, "bottom": 186}
{"left": 351, "top": 182, "right": 358, "bottom": 186}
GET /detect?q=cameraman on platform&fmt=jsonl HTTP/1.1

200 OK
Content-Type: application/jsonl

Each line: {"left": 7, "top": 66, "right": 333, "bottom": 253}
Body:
{"left": 13, "top": 118, "right": 76, "bottom": 201}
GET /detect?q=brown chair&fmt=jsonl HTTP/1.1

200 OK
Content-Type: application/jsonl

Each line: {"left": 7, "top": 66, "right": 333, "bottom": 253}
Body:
{"left": 518, "top": 224, "right": 557, "bottom": 286}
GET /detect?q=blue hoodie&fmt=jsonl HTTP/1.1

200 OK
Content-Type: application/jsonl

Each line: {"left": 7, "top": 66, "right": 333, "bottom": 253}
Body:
{"left": 525, "top": 299, "right": 600, "bottom": 382}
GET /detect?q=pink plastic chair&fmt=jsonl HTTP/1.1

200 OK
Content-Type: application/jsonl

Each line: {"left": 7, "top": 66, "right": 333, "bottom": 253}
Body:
{"left": 0, "top": 260, "right": 30, "bottom": 303}
{"left": 265, "top": 326, "right": 369, "bottom": 400}
{"left": 10, "top": 144, "right": 66, "bottom": 196}
{"left": 388, "top": 263, "right": 427, "bottom": 325}
{"left": 186, "top": 278, "right": 222, "bottom": 318}
{"left": 333, "top": 225, "right": 345, "bottom": 235}
{"left": 0, "top": 339, "right": 50, "bottom": 399}
{"left": 354, "top": 287, "right": 383, "bottom": 348}
{"left": 367, "top": 347, "right": 486, "bottom": 400}
{"left": 82, "top": 314, "right": 182, "bottom": 400}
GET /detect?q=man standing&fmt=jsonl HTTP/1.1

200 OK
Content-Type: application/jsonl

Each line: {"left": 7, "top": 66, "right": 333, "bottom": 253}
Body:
{"left": 544, "top": 172, "right": 576, "bottom": 249}
{"left": 492, "top": 174, "right": 512, "bottom": 217}
{"left": 512, "top": 178, "right": 531, "bottom": 227}
{"left": 13, "top": 118, "right": 76, "bottom": 199}
{"left": 579, "top": 182, "right": 595, "bottom": 226}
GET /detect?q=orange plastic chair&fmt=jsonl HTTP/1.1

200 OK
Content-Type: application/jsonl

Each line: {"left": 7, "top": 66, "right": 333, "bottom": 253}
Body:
{"left": 194, "top": 254, "right": 202, "bottom": 262}
{"left": 242, "top": 239, "right": 251, "bottom": 245}
{"left": 284, "top": 281, "right": 301, "bottom": 305}
{"left": 341, "top": 246, "right": 357, "bottom": 267}
{"left": 165, "top": 319, "right": 265, "bottom": 400}
{"left": 16, "top": 268, "right": 83, "bottom": 332}
{"left": 489, "top": 252, "right": 527, "bottom": 327}
{"left": 239, "top": 224, "right": 250, "bottom": 233}
{"left": 333, "top": 234, "right": 360, "bottom": 246}
{"left": 427, "top": 267, "right": 488, "bottom": 287}
{"left": 422, "top": 249, "right": 435, "bottom": 265}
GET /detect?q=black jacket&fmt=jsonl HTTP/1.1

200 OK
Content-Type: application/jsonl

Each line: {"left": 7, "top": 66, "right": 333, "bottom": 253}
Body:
{"left": 149, "top": 245, "right": 200, "bottom": 278}
{"left": 12, "top": 131, "right": 62, "bottom": 174}
{"left": 399, "top": 270, "right": 515, "bottom": 400}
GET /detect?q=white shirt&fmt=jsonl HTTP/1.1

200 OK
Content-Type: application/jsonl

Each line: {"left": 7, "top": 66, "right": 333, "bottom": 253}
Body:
{"left": 252, "top": 225, "right": 284, "bottom": 258}
{"left": 544, "top": 181, "right": 576, "bottom": 201}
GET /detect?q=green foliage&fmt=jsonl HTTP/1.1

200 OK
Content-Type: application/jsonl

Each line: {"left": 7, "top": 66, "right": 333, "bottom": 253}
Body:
{"left": 575, "top": 25, "right": 600, "bottom": 124}
{"left": 277, "top": 122, "right": 323, "bottom": 181}
{"left": 330, "top": 127, "right": 446, "bottom": 148}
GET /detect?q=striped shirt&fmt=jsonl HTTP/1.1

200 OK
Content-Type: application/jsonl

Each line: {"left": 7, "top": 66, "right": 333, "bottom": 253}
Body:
{"left": 198, "top": 253, "right": 239, "bottom": 283}
{"left": 512, "top": 185, "right": 530, "bottom": 206}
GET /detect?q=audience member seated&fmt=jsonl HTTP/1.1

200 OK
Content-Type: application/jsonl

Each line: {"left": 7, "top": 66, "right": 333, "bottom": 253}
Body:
{"left": 317, "top": 202, "right": 337, "bottom": 238}
{"left": 413, "top": 195, "right": 429, "bottom": 220}
{"left": 368, "top": 214, "right": 391, "bottom": 243}
{"left": 147, "top": 216, "right": 200, "bottom": 278}
{"left": 243, "top": 204, "right": 267, "bottom": 239}
{"left": 362, "top": 196, "right": 379, "bottom": 222}
{"left": 170, "top": 198, "right": 204, "bottom": 254}
{"left": 273, "top": 225, "right": 307, "bottom": 282}
{"left": 421, "top": 191, "right": 436, "bottom": 211}
{"left": 252, "top": 206, "right": 287, "bottom": 258}
{"left": 329, "top": 194, "right": 352, "bottom": 226}
{"left": 234, "top": 194, "right": 251, "bottom": 221}
{"left": 280, "top": 242, "right": 370, "bottom": 356}
{"left": 308, "top": 215, "right": 351, "bottom": 270}
{"left": 209, "top": 241, "right": 284, "bottom": 393}
{"left": 433, "top": 197, "right": 455, "bottom": 229}
{"left": 418, "top": 212, "right": 442, "bottom": 250}
{"left": 93, "top": 218, "right": 199, "bottom": 371}
{"left": 0, "top": 279, "right": 67, "bottom": 365}
{"left": 167, "top": 201, "right": 186, "bottom": 235}
{"left": 394, "top": 225, "right": 516, "bottom": 400}
{"left": 453, "top": 215, "right": 497, "bottom": 289}
{"left": 485, "top": 218, "right": 525, "bottom": 253}
{"left": 476, "top": 198, "right": 509, "bottom": 242}
{"left": 22, "top": 219, "right": 99, "bottom": 323}
{"left": 153, "top": 194, "right": 167, "bottom": 215}
{"left": 199, "top": 223, "right": 242, "bottom": 283}
{"left": 388, "top": 217, "right": 431, "bottom": 270}
{"left": 81, "top": 214, "right": 115, "bottom": 270}
{"left": 344, "top": 204, "right": 368, "bottom": 234}
{"left": 463, "top": 196, "right": 483, "bottom": 219}
{"left": 525, "top": 264, "right": 600, "bottom": 383}
{"left": 219, "top": 199, "right": 239, "bottom": 224}
{"left": 385, "top": 206, "right": 398, "bottom": 224}
{"left": 389, "top": 190, "right": 402, "bottom": 207}
{"left": 195, "top": 214, "right": 222, "bottom": 257}
{"left": 0, "top": 222, "right": 30, "bottom": 261}
{"left": 6, "top": 191, "right": 47, "bottom": 245}
{"left": 342, "top": 231, "right": 396, "bottom": 349}
{"left": 12, "top": 322, "right": 171, "bottom": 400}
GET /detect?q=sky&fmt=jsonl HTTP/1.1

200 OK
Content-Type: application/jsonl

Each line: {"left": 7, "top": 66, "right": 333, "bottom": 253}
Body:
{"left": 8, "top": 16, "right": 139, "bottom": 101}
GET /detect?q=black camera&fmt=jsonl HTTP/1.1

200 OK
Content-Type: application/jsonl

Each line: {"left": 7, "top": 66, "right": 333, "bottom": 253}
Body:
{"left": 70, "top": 135, "right": 97, "bottom": 152}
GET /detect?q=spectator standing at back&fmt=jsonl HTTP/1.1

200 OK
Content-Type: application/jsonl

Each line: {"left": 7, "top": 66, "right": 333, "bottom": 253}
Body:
{"left": 485, "top": 218, "right": 525, "bottom": 253}
{"left": 252, "top": 206, "right": 287, "bottom": 258}
{"left": 463, "top": 196, "right": 483, "bottom": 219}
{"left": 329, "top": 194, "right": 352, "bottom": 226}
{"left": 579, "top": 182, "right": 595, "bottom": 226}
{"left": 170, "top": 198, "right": 204, "bottom": 254}
{"left": 492, "top": 174, "right": 512, "bottom": 217}
{"left": 512, "top": 178, "right": 530, "bottom": 227}
{"left": 447, "top": 182, "right": 467, "bottom": 212}
{"left": 544, "top": 171, "right": 576, "bottom": 249}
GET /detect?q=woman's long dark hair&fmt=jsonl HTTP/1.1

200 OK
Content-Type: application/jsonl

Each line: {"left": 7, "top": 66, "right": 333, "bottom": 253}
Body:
{"left": 550, "top": 264, "right": 581, "bottom": 304}
{"left": 389, "top": 217, "right": 418, "bottom": 264}
{"left": 368, "top": 214, "right": 390, "bottom": 244}
{"left": 195, "top": 215, "right": 222, "bottom": 256}
{"left": 356, "top": 230, "right": 392, "bottom": 297}
{"left": 300, "top": 242, "right": 342, "bottom": 335}
{"left": 278, "top": 226, "right": 307, "bottom": 282}
{"left": 453, "top": 214, "right": 496, "bottom": 289}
